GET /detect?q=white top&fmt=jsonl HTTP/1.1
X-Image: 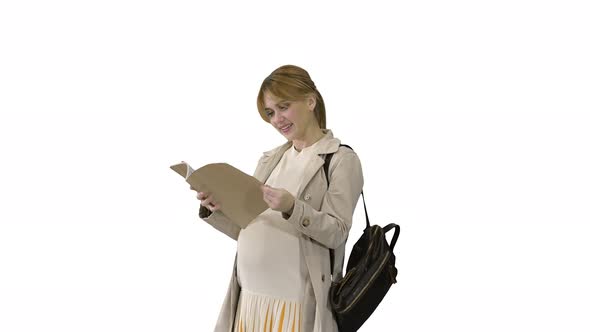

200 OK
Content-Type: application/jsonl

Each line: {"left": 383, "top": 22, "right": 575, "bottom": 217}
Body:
{"left": 234, "top": 136, "right": 326, "bottom": 331}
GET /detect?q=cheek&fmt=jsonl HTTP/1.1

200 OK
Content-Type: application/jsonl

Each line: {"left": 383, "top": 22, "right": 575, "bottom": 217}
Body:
{"left": 286, "top": 109, "right": 302, "bottom": 124}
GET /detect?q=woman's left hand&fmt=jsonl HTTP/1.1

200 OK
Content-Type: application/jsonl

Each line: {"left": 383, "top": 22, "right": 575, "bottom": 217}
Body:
{"left": 260, "top": 184, "right": 295, "bottom": 214}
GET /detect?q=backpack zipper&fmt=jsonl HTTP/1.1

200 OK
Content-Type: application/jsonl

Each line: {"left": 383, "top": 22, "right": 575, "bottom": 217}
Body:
{"left": 339, "top": 227, "right": 391, "bottom": 313}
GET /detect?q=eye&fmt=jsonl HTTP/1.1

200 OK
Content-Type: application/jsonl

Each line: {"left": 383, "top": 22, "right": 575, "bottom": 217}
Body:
{"left": 279, "top": 103, "right": 290, "bottom": 111}
{"left": 266, "top": 110, "right": 274, "bottom": 117}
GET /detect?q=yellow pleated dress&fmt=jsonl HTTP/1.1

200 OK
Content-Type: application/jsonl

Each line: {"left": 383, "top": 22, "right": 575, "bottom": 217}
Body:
{"left": 234, "top": 137, "right": 327, "bottom": 332}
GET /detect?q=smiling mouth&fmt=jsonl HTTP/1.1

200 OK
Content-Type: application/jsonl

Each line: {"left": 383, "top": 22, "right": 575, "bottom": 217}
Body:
{"left": 280, "top": 124, "right": 293, "bottom": 133}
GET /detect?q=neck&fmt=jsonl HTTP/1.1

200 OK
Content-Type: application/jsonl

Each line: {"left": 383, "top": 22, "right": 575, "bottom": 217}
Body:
{"left": 293, "top": 127, "right": 325, "bottom": 152}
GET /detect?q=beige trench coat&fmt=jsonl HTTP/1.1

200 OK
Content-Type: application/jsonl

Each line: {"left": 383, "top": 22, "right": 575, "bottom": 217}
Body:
{"left": 199, "top": 129, "right": 364, "bottom": 332}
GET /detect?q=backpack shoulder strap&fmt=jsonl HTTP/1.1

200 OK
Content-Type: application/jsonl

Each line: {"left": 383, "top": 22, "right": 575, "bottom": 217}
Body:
{"left": 323, "top": 144, "right": 370, "bottom": 274}
{"left": 323, "top": 144, "right": 353, "bottom": 187}
{"left": 323, "top": 144, "right": 369, "bottom": 229}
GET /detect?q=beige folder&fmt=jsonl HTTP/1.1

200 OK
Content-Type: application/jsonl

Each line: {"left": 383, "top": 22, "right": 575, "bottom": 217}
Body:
{"left": 170, "top": 161, "right": 268, "bottom": 229}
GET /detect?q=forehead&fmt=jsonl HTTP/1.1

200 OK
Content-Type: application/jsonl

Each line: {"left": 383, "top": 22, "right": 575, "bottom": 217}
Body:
{"left": 263, "top": 92, "right": 289, "bottom": 107}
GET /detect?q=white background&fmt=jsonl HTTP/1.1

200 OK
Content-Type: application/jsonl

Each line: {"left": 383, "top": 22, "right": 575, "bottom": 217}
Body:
{"left": 1, "top": 0, "right": 589, "bottom": 331}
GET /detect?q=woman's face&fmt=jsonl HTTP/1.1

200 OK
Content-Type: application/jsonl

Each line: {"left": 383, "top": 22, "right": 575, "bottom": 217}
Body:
{"left": 263, "top": 91, "right": 316, "bottom": 141}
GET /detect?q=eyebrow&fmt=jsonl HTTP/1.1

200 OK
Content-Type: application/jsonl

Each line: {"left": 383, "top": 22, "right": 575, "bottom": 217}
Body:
{"left": 264, "top": 100, "right": 290, "bottom": 111}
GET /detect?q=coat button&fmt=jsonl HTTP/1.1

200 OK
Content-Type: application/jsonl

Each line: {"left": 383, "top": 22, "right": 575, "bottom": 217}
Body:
{"left": 302, "top": 218, "right": 310, "bottom": 227}
{"left": 321, "top": 274, "right": 325, "bottom": 282}
{"left": 304, "top": 193, "right": 312, "bottom": 201}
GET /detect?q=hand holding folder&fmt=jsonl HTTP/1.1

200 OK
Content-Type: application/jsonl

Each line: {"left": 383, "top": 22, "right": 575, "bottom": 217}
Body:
{"left": 170, "top": 161, "right": 269, "bottom": 229}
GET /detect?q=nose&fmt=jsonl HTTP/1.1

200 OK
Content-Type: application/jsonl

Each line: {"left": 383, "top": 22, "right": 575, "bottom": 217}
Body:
{"left": 271, "top": 112, "right": 285, "bottom": 126}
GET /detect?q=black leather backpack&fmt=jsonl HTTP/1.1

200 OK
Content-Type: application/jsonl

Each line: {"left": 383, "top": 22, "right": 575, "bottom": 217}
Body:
{"left": 324, "top": 144, "right": 400, "bottom": 332}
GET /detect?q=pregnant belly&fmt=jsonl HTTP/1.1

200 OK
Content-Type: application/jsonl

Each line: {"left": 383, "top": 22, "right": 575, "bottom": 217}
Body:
{"left": 236, "top": 210, "right": 307, "bottom": 299}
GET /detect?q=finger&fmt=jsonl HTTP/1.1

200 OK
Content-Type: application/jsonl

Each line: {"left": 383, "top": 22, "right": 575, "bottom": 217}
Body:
{"left": 202, "top": 196, "right": 214, "bottom": 206}
{"left": 209, "top": 202, "right": 221, "bottom": 211}
{"left": 265, "top": 194, "right": 275, "bottom": 206}
{"left": 263, "top": 187, "right": 276, "bottom": 198}
{"left": 206, "top": 196, "right": 219, "bottom": 207}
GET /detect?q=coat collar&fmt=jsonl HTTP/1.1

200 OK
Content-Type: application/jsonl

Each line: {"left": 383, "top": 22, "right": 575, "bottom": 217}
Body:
{"left": 255, "top": 129, "right": 341, "bottom": 195}
{"left": 262, "top": 129, "right": 341, "bottom": 158}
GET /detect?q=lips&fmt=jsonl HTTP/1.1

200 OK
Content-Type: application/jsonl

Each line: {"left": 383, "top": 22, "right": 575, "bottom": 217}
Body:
{"left": 280, "top": 124, "right": 293, "bottom": 133}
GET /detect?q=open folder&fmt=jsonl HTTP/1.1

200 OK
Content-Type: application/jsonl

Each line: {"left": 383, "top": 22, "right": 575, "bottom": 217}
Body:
{"left": 170, "top": 161, "right": 268, "bottom": 229}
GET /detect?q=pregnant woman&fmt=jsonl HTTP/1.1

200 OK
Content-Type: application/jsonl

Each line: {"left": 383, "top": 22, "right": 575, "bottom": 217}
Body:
{"left": 196, "top": 64, "right": 364, "bottom": 332}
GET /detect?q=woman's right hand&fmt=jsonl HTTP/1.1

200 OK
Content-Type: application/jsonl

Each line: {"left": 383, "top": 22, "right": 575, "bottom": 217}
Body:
{"left": 191, "top": 187, "right": 221, "bottom": 212}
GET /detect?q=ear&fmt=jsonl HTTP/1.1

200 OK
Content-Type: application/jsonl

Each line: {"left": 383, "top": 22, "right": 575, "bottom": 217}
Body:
{"left": 307, "top": 95, "right": 317, "bottom": 112}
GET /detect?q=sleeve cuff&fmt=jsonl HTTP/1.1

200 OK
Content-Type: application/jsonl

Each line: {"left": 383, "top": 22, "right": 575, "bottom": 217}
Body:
{"left": 283, "top": 199, "right": 305, "bottom": 225}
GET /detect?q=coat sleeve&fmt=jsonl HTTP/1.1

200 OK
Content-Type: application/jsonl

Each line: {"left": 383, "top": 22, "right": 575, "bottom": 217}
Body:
{"left": 198, "top": 205, "right": 241, "bottom": 241}
{"left": 283, "top": 151, "right": 364, "bottom": 249}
